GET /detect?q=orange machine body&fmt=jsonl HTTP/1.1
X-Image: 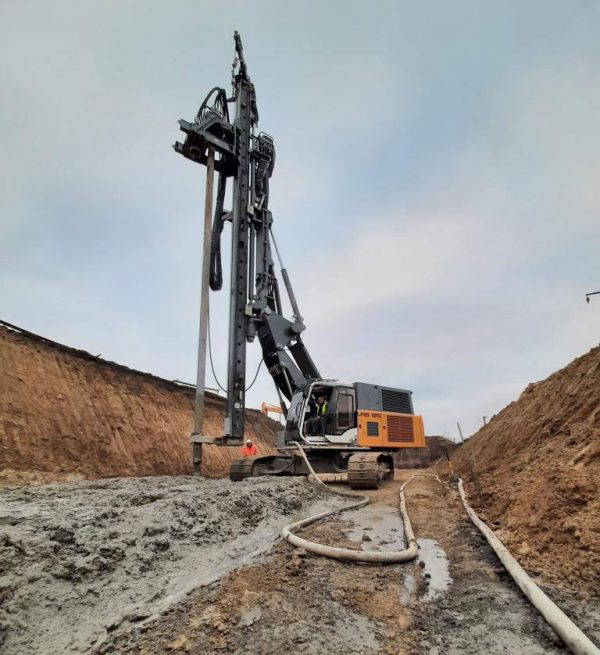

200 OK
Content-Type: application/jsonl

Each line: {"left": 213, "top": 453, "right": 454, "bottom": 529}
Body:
{"left": 356, "top": 410, "right": 425, "bottom": 448}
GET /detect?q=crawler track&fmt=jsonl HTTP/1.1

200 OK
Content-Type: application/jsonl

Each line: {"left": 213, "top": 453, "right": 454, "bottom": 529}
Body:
{"left": 347, "top": 452, "right": 392, "bottom": 489}
{"left": 229, "top": 456, "right": 261, "bottom": 481}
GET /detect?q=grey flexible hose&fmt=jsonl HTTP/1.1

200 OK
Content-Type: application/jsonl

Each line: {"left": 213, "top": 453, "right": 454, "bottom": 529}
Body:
{"left": 281, "top": 444, "right": 418, "bottom": 563}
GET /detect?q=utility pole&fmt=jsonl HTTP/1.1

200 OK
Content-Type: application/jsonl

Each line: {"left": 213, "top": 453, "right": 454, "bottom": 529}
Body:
{"left": 481, "top": 416, "right": 487, "bottom": 426}
{"left": 191, "top": 148, "right": 215, "bottom": 475}
{"left": 586, "top": 290, "right": 600, "bottom": 304}
{"left": 457, "top": 421, "right": 465, "bottom": 444}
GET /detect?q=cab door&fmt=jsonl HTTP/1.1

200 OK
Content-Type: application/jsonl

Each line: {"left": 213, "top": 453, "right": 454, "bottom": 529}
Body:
{"left": 323, "top": 386, "right": 356, "bottom": 443}
{"left": 332, "top": 389, "right": 355, "bottom": 434}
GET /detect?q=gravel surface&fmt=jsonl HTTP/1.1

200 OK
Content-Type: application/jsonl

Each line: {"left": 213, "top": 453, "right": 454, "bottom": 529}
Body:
{"left": 0, "top": 475, "right": 339, "bottom": 655}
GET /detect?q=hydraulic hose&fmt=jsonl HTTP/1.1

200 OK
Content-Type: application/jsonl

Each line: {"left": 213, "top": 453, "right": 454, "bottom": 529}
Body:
{"left": 209, "top": 173, "right": 227, "bottom": 291}
{"left": 458, "top": 479, "right": 599, "bottom": 655}
{"left": 281, "top": 444, "right": 418, "bottom": 563}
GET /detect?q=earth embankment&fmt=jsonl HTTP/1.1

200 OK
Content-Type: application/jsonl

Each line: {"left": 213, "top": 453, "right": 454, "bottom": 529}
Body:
{"left": 394, "top": 435, "right": 457, "bottom": 469}
{"left": 0, "top": 322, "right": 277, "bottom": 484}
{"left": 448, "top": 344, "right": 600, "bottom": 595}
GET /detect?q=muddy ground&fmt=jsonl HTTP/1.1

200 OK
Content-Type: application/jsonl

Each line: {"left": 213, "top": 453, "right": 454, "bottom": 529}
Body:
{"left": 0, "top": 476, "right": 345, "bottom": 655}
{"left": 96, "top": 473, "right": 599, "bottom": 655}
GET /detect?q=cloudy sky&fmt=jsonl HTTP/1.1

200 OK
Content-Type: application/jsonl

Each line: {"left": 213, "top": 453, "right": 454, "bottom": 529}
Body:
{"left": 2, "top": 1, "right": 599, "bottom": 440}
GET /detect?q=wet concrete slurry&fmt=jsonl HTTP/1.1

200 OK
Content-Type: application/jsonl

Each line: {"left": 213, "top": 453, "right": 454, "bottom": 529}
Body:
{"left": 344, "top": 504, "right": 407, "bottom": 551}
{"left": 0, "top": 476, "right": 345, "bottom": 655}
{"left": 416, "top": 538, "right": 452, "bottom": 601}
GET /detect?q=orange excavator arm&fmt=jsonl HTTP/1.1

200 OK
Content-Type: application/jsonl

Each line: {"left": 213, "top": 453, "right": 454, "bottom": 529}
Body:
{"left": 261, "top": 402, "right": 283, "bottom": 417}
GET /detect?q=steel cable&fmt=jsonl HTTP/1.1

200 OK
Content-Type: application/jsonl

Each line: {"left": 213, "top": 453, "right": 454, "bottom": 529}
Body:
{"left": 206, "top": 308, "right": 264, "bottom": 393}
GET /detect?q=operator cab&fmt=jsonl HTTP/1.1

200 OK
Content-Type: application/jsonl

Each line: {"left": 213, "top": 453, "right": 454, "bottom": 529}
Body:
{"left": 284, "top": 381, "right": 357, "bottom": 446}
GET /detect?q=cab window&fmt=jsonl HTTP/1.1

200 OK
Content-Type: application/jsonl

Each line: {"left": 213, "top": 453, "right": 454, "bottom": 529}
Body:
{"left": 333, "top": 392, "right": 354, "bottom": 435}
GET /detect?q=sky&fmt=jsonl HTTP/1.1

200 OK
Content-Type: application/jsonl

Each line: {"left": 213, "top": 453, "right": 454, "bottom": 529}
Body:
{"left": 1, "top": 1, "right": 599, "bottom": 440}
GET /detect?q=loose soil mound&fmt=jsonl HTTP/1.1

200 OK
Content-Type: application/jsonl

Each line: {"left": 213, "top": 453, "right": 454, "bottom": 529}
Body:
{"left": 0, "top": 322, "right": 277, "bottom": 484}
{"left": 449, "top": 344, "right": 600, "bottom": 596}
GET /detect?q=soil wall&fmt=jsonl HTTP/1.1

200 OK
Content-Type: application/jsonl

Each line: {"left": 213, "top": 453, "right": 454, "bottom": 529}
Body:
{"left": 0, "top": 322, "right": 277, "bottom": 484}
{"left": 448, "top": 344, "right": 600, "bottom": 595}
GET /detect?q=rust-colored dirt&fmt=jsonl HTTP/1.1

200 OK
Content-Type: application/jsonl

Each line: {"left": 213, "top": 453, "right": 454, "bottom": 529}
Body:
{"left": 0, "top": 323, "right": 277, "bottom": 484}
{"left": 448, "top": 344, "right": 600, "bottom": 596}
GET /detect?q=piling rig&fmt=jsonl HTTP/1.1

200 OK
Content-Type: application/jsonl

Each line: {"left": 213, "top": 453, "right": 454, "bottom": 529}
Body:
{"left": 174, "top": 33, "right": 425, "bottom": 489}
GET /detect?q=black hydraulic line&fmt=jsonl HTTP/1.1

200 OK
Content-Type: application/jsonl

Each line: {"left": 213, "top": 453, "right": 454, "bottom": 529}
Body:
{"left": 209, "top": 172, "right": 227, "bottom": 291}
{"left": 208, "top": 305, "right": 264, "bottom": 394}
{"left": 195, "top": 87, "right": 229, "bottom": 124}
{"left": 248, "top": 223, "right": 255, "bottom": 301}
{"left": 245, "top": 358, "right": 264, "bottom": 391}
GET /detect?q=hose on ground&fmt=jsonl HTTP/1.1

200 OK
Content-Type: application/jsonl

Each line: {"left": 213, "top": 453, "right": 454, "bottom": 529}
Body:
{"left": 282, "top": 458, "right": 598, "bottom": 654}
{"left": 281, "top": 443, "right": 418, "bottom": 563}
{"left": 458, "top": 479, "right": 599, "bottom": 655}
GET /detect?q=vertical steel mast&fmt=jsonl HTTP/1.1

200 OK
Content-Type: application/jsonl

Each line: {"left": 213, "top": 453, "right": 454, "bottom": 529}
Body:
{"left": 175, "top": 33, "right": 320, "bottom": 452}
{"left": 225, "top": 33, "right": 254, "bottom": 439}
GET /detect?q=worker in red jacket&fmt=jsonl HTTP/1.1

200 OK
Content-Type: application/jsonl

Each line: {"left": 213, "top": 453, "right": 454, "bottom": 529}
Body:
{"left": 241, "top": 438, "right": 258, "bottom": 457}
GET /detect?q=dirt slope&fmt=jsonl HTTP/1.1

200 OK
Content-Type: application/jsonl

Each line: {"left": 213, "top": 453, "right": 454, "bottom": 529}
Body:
{"left": 448, "top": 344, "right": 600, "bottom": 596}
{"left": 0, "top": 322, "right": 277, "bottom": 484}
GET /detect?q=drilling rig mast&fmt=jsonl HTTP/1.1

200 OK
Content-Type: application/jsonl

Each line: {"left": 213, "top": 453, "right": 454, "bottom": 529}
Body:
{"left": 174, "top": 32, "right": 318, "bottom": 451}
{"left": 175, "top": 33, "right": 425, "bottom": 488}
